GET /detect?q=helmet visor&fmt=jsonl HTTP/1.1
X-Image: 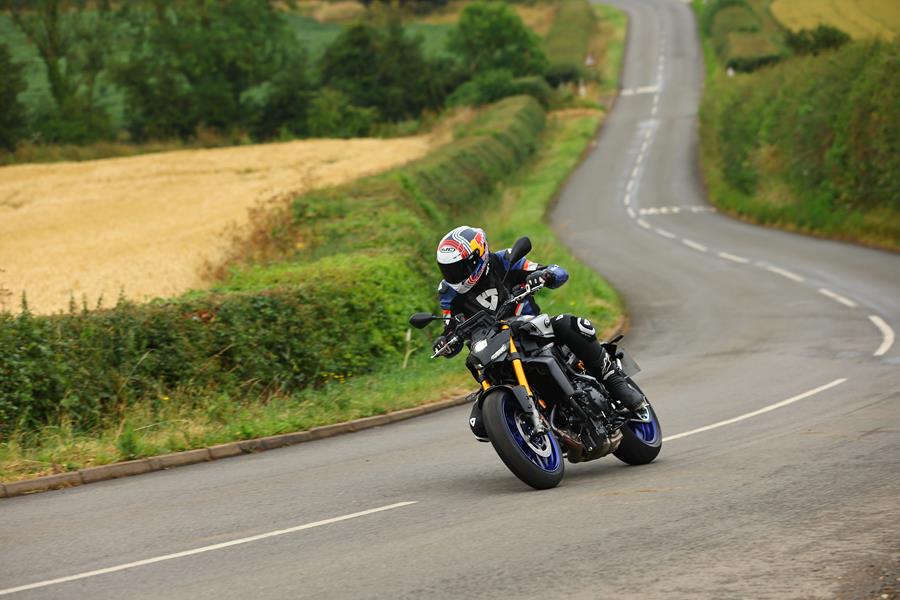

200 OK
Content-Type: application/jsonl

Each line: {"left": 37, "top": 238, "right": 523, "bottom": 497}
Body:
{"left": 440, "top": 255, "right": 478, "bottom": 284}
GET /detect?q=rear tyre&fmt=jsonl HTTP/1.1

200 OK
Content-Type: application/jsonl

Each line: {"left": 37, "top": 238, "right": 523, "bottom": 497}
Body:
{"left": 613, "top": 402, "right": 662, "bottom": 465}
{"left": 482, "top": 391, "right": 564, "bottom": 490}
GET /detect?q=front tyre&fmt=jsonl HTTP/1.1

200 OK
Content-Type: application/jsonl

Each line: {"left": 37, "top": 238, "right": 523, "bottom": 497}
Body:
{"left": 613, "top": 402, "right": 662, "bottom": 465}
{"left": 482, "top": 391, "right": 564, "bottom": 490}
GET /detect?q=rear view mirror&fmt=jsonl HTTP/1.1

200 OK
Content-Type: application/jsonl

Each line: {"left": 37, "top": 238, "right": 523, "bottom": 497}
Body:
{"left": 409, "top": 312, "right": 438, "bottom": 329}
{"left": 507, "top": 236, "right": 532, "bottom": 266}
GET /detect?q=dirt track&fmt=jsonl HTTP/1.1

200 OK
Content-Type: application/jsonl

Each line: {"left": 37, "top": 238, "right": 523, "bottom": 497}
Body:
{"left": 0, "top": 135, "right": 442, "bottom": 314}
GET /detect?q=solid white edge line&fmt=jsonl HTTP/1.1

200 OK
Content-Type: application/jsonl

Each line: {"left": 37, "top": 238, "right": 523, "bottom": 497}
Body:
{"left": 654, "top": 228, "right": 676, "bottom": 239}
{"left": 868, "top": 315, "right": 895, "bottom": 357}
{"left": 818, "top": 288, "right": 858, "bottom": 308}
{"left": 664, "top": 379, "right": 847, "bottom": 442}
{"left": 637, "top": 219, "right": 651, "bottom": 229}
{"left": 765, "top": 266, "right": 804, "bottom": 282}
{"left": 681, "top": 239, "right": 708, "bottom": 252}
{"left": 718, "top": 252, "right": 750, "bottom": 264}
{"left": 0, "top": 502, "right": 418, "bottom": 597}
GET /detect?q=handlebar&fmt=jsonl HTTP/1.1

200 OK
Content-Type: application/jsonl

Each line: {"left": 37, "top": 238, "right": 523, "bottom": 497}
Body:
{"left": 429, "top": 281, "right": 546, "bottom": 359}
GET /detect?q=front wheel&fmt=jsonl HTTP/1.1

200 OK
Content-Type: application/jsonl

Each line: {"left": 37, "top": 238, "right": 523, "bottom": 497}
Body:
{"left": 482, "top": 391, "right": 564, "bottom": 490}
{"left": 613, "top": 402, "right": 662, "bottom": 465}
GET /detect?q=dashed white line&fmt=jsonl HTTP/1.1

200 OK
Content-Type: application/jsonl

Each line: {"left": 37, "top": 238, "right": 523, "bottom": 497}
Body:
{"left": 631, "top": 166, "right": 640, "bottom": 179}
{"left": 636, "top": 152, "right": 644, "bottom": 165}
{"left": 818, "top": 288, "right": 858, "bottom": 308}
{"left": 681, "top": 239, "right": 708, "bottom": 252}
{"left": 637, "top": 219, "right": 652, "bottom": 229}
{"left": 654, "top": 228, "right": 676, "bottom": 239}
{"left": 627, "top": 207, "right": 636, "bottom": 218}
{"left": 664, "top": 379, "right": 848, "bottom": 442}
{"left": 0, "top": 502, "right": 418, "bottom": 596}
{"left": 765, "top": 266, "right": 804, "bottom": 283}
{"left": 624, "top": 192, "right": 631, "bottom": 206}
{"left": 868, "top": 315, "right": 895, "bottom": 357}
{"left": 626, "top": 180, "right": 634, "bottom": 192}
{"left": 718, "top": 252, "right": 750, "bottom": 264}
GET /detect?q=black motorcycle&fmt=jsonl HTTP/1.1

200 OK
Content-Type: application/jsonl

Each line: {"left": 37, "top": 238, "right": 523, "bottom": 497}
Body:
{"left": 410, "top": 237, "right": 661, "bottom": 489}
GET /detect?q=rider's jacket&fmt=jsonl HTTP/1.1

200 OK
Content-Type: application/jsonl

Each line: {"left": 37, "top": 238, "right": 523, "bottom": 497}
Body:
{"left": 438, "top": 249, "right": 568, "bottom": 326}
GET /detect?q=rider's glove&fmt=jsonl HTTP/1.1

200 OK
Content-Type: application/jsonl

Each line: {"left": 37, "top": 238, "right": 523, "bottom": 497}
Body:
{"left": 526, "top": 269, "right": 554, "bottom": 287}
{"left": 433, "top": 335, "right": 462, "bottom": 358}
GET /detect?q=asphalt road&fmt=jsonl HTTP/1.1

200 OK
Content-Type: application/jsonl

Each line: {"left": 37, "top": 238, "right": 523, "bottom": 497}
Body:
{"left": 2, "top": 1, "right": 898, "bottom": 598}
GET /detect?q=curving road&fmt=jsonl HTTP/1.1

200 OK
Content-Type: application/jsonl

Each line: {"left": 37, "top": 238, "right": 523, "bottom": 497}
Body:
{"left": 2, "top": 1, "right": 899, "bottom": 598}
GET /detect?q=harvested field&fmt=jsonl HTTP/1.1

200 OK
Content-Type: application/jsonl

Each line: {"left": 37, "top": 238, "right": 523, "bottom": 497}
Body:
{"left": 0, "top": 134, "right": 447, "bottom": 315}
{"left": 771, "top": 0, "right": 900, "bottom": 39}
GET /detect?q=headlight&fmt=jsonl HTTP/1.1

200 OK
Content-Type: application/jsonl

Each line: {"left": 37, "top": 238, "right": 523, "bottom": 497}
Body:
{"left": 473, "top": 339, "right": 488, "bottom": 353}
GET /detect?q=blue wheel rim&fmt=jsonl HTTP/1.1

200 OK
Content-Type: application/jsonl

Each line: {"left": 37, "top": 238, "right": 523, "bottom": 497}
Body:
{"left": 628, "top": 408, "right": 661, "bottom": 446}
{"left": 502, "top": 398, "right": 561, "bottom": 472}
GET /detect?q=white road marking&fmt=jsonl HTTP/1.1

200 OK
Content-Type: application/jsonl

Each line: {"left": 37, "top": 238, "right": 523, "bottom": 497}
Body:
{"left": 765, "top": 266, "right": 804, "bottom": 282}
{"left": 638, "top": 205, "right": 714, "bottom": 215}
{"left": 631, "top": 166, "right": 640, "bottom": 179}
{"left": 718, "top": 252, "right": 750, "bottom": 264}
{"left": 621, "top": 85, "right": 659, "bottom": 97}
{"left": 626, "top": 180, "right": 634, "bottom": 192}
{"left": 636, "top": 152, "right": 644, "bottom": 165}
{"left": 655, "top": 228, "right": 676, "bottom": 239}
{"left": 627, "top": 207, "right": 636, "bottom": 218}
{"left": 637, "top": 219, "right": 652, "bottom": 229}
{"left": 624, "top": 192, "right": 631, "bottom": 206}
{"left": 0, "top": 502, "right": 418, "bottom": 597}
{"left": 818, "top": 288, "right": 858, "bottom": 308}
{"left": 664, "top": 378, "right": 848, "bottom": 442}
{"left": 681, "top": 239, "right": 708, "bottom": 252}
{"left": 868, "top": 315, "right": 895, "bottom": 356}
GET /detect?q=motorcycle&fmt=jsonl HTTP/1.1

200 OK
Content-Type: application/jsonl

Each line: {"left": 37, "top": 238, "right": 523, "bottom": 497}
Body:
{"left": 409, "top": 237, "right": 661, "bottom": 490}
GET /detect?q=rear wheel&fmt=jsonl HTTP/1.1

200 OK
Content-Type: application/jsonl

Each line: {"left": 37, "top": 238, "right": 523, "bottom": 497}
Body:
{"left": 613, "top": 402, "right": 662, "bottom": 465}
{"left": 482, "top": 391, "right": 564, "bottom": 490}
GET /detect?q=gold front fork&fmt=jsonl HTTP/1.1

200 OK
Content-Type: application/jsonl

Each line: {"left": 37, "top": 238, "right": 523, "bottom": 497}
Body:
{"left": 503, "top": 326, "right": 533, "bottom": 398}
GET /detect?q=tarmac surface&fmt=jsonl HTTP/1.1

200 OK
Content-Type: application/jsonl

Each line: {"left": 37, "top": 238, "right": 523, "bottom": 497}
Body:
{"left": 2, "top": 0, "right": 898, "bottom": 598}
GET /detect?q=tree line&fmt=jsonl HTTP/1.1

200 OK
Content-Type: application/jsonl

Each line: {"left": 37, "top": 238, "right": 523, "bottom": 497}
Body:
{"left": 0, "top": 0, "right": 550, "bottom": 152}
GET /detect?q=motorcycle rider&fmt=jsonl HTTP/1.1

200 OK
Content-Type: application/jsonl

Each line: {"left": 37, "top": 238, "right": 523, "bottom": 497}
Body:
{"left": 433, "top": 226, "right": 646, "bottom": 438}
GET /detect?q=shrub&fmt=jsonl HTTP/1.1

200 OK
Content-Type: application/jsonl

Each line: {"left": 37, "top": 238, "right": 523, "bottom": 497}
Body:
{"left": 307, "top": 88, "right": 376, "bottom": 138}
{"left": 785, "top": 25, "right": 851, "bottom": 56}
{"left": 544, "top": 0, "right": 596, "bottom": 85}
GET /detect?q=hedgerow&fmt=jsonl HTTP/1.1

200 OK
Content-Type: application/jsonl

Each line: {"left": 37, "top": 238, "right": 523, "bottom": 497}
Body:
{"left": 0, "top": 96, "right": 547, "bottom": 437}
{"left": 699, "top": 39, "right": 900, "bottom": 247}
{"left": 544, "top": 0, "right": 596, "bottom": 85}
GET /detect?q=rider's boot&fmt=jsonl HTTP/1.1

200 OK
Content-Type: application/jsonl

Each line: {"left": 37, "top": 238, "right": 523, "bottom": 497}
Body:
{"left": 587, "top": 351, "right": 645, "bottom": 413}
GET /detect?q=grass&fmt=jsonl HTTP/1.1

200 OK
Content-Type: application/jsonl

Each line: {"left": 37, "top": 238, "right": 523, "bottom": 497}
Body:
{"left": 0, "top": 106, "right": 619, "bottom": 483}
{"left": 594, "top": 3, "right": 628, "bottom": 93}
{"left": 770, "top": 0, "right": 900, "bottom": 40}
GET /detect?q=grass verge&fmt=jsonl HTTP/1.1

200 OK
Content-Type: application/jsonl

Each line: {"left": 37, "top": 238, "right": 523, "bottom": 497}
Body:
{"left": 0, "top": 108, "right": 619, "bottom": 482}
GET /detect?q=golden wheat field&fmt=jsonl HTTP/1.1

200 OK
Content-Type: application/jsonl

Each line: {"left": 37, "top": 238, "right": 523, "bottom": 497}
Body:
{"left": 0, "top": 134, "right": 447, "bottom": 315}
{"left": 770, "top": 0, "right": 900, "bottom": 39}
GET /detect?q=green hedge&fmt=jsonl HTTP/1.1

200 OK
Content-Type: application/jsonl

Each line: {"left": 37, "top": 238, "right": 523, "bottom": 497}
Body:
{"left": 544, "top": 0, "right": 596, "bottom": 85}
{"left": 700, "top": 39, "right": 900, "bottom": 244}
{"left": 0, "top": 96, "right": 547, "bottom": 436}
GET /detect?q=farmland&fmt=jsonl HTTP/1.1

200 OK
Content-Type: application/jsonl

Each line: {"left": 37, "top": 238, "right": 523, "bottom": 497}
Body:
{"left": 770, "top": 0, "right": 900, "bottom": 39}
{"left": 0, "top": 131, "right": 447, "bottom": 315}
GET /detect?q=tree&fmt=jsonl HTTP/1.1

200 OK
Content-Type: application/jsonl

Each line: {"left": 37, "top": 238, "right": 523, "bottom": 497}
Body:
{"left": 447, "top": 1, "right": 547, "bottom": 77}
{"left": 115, "top": 0, "right": 294, "bottom": 140}
{"left": 318, "top": 20, "right": 443, "bottom": 122}
{"left": 8, "top": 0, "right": 114, "bottom": 143}
{"left": 0, "top": 44, "right": 28, "bottom": 152}
{"left": 252, "top": 50, "right": 314, "bottom": 139}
